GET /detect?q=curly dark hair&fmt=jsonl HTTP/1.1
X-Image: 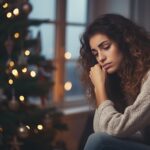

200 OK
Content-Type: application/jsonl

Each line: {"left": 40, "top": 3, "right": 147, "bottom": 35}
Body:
{"left": 79, "top": 14, "right": 150, "bottom": 111}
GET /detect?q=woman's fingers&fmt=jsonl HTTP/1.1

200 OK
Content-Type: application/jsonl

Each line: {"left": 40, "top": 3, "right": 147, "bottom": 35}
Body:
{"left": 89, "top": 63, "right": 107, "bottom": 88}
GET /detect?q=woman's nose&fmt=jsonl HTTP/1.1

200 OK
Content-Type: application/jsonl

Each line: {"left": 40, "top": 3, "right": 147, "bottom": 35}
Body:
{"left": 98, "top": 52, "right": 106, "bottom": 62}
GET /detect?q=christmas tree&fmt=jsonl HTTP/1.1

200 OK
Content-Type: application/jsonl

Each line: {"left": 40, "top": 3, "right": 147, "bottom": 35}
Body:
{"left": 0, "top": 0, "right": 67, "bottom": 149}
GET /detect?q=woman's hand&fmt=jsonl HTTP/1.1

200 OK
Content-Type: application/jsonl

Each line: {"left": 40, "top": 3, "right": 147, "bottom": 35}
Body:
{"left": 89, "top": 64, "right": 107, "bottom": 88}
{"left": 89, "top": 64, "right": 108, "bottom": 106}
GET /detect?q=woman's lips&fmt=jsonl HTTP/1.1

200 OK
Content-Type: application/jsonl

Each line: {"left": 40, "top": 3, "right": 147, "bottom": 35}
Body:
{"left": 103, "top": 63, "right": 112, "bottom": 70}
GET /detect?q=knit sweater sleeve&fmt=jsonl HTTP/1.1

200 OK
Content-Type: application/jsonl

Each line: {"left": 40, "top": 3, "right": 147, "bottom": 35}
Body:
{"left": 93, "top": 71, "right": 150, "bottom": 137}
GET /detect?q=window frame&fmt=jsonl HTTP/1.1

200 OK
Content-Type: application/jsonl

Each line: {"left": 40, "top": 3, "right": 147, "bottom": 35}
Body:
{"left": 52, "top": 0, "right": 89, "bottom": 106}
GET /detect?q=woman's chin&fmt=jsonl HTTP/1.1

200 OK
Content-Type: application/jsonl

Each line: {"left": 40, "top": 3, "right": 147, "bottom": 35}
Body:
{"left": 106, "top": 67, "right": 117, "bottom": 74}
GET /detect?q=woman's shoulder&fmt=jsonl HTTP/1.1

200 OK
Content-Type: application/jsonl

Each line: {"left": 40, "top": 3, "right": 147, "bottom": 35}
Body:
{"left": 141, "top": 69, "right": 150, "bottom": 90}
{"left": 142, "top": 69, "right": 150, "bottom": 82}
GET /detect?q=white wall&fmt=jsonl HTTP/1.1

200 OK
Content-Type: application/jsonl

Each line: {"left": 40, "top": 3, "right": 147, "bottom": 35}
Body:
{"left": 88, "top": 0, "right": 131, "bottom": 23}
{"left": 88, "top": 0, "right": 150, "bottom": 31}
{"left": 132, "top": 0, "right": 150, "bottom": 31}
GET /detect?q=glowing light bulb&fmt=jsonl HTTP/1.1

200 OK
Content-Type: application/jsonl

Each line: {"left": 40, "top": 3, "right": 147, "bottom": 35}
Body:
{"left": 30, "top": 71, "right": 36, "bottom": 77}
{"left": 24, "top": 50, "right": 30, "bottom": 56}
{"left": 19, "top": 127, "right": 25, "bottom": 132}
{"left": 9, "top": 61, "right": 15, "bottom": 67}
{"left": 19, "top": 95, "right": 25, "bottom": 102}
{"left": 22, "top": 67, "right": 27, "bottom": 73}
{"left": 12, "top": 69, "right": 18, "bottom": 77}
{"left": 64, "top": 81, "right": 72, "bottom": 91}
{"left": 26, "top": 125, "right": 30, "bottom": 130}
{"left": 37, "top": 124, "right": 43, "bottom": 130}
{"left": 64, "top": 52, "right": 72, "bottom": 59}
{"left": 3, "top": 3, "right": 8, "bottom": 9}
{"left": 6, "top": 12, "right": 12, "bottom": 18}
{"left": 14, "top": 32, "right": 20, "bottom": 39}
{"left": 13, "top": 8, "right": 19, "bottom": 16}
{"left": 8, "top": 79, "right": 13, "bottom": 85}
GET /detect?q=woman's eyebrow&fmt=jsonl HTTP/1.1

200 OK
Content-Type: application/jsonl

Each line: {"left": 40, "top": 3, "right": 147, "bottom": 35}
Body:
{"left": 90, "top": 40, "right": 109, "bottom": 50}
{"left": 98, "top": 40, "right": 109, "bottom": 48}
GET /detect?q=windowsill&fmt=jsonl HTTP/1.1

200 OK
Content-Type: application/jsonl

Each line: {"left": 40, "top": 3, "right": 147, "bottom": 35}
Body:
{"left": 61, "top": 105, "right": 92, "bottom": 115}
{"left": 51, "top": 98, "right": 94, "bottom": 115}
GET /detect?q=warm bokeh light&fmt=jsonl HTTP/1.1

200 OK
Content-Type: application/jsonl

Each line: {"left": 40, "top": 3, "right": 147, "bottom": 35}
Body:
{"left": 24, "top": 50, "right": 30, "bottom": 56}
{"left": 6, "top": 12, "right": 12, "bottom": 18}
{"left": 30, "top": 71, "right": 36, "bottom": 77}
{"left": 19, "top": 95, "right": 25, "bottom": 102}
{"left": 14, "top": 32, "right": 20, "bottom": 39}
{"left": 8, "top": 79, "right": 13, "bottom": 85}
{"left": 3, "top": 3, "right": 8, "bottom": 9}
{"left": 26, "top": 125, "right": 30, "bottom": 130}
{"left": 9, "top": 60, "right": 15, "bottom": 67}
{"left": 37, "top": 124, "right": 43, "bottom": 130}
{"left": 13, "top": 8, "right": 19, "bottom": 16}
{"left": 19, "top": 127, "right": 26, "bottom": 132}
{"left": 64, "top": 51, "right": 72, "bottom": 59}
{"left": 12, "top": 69, "right": 19, "bottom": 77}
{"left": 64, "top": 81, "right": 72, "bottom": 91}
{"left": 22, "top": 67, "right": 27, "bottom": 73}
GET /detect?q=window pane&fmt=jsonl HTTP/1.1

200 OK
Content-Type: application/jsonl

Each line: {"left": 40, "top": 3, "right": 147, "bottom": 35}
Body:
{"left": 66, "top": 0, "right": 87, "bottom": 23}
{"left": 64, "top": 61, "right": 85, "bottom": 101}
{"left": 65, "top": 26, "right": 85, "bottom": 59}
{"left": 29, "top": 0, "right": 56, "bottom": 20}
{"left": 29, "top": 24, "right": 55, "bottom": 59}
{"left": 28, "top": 0, "right": 56, "bottom": 59}
{"left": 40, "top": 24, "right": 55, "bottom": 59}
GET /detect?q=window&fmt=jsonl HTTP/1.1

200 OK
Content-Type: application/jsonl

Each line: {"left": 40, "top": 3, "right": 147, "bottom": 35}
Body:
{"left": 66, "top": 0, "right": 87, "bottom": 23}
{"left": 29, "top": 0, "right": 56, "bottom": 59}
{"left": 29, "top": 0, "right": 88, "bottom": 104}
{"left": 64, "top": 0, "right": 88, "bottom": 101}
{"left": 65, "top": 26, "right": 86, "bottom": 101}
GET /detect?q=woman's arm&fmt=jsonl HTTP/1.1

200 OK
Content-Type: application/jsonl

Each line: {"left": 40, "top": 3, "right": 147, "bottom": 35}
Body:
{"left": 89, "top": 64, "right": 108, "bottom": 106}
{"left": 93, "top": 73, "right": 150, "bottom": 137}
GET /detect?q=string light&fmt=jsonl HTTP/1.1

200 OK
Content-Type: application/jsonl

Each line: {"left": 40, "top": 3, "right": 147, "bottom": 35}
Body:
{"left": 3, "top": 3, "right": 8, "bottom": 9}
{"left": 64, "top": 51, "right": 72, "bottom": 59}
{"left": 8, "top": 79, "right": 13, "bottom": 85}
{"left": 22, "top": 67, "right": 27, "bottom": 73}
{"left": 14, "top": 32, "right": 20, "bottom": 39}
{"left": 26, "top": 125, "right": 30, "bottom": 130}
{"left": 9, "top": 60, "right": 15, "bottom": 67}
{"left": 24, "top": 50, "right": 30, "bottom": 56}
{"left": 30, "top": 71, "right": 36, "bottom": 77}
{"left": 19, "top": 95, "right": 25, "bottom": 102}
{"left": 6, "top": 12, "right": 12, "bottom": 18}
{"left": 12, "top": 69, "right": 19, "bottom": 77}
{"left": 19, "top": 126, "right": 26, "bottom": 133}
{"left": 64, "top": 81, "right": 72, "bottom": 91}
{"left": 37, "top": 124, "right": 43, "bottom": 130}
{"left": 13, "top": 8, "right": 19, "bottom": 16}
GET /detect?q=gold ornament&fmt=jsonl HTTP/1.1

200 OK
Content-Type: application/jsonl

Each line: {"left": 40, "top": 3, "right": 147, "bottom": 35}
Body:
{"left": 22, "top": 2, "right": 32, "bottom": 14}
{"left": 17, "top": 124, "right": 29, "bottom": 139}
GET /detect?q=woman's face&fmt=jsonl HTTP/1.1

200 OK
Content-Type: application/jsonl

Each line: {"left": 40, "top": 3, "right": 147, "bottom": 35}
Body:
{"left": 89, "top": 33, "right": 123, "bottom": 74}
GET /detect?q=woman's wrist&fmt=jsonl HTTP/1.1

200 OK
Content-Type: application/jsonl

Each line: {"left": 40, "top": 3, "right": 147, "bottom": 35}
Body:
{"left": 94, "top": 86, "right": 108, "bottom": 106}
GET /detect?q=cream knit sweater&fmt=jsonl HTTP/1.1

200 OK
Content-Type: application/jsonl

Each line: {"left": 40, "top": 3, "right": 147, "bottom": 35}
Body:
{"left": 93, "top": 70, "right": 150, "bottom": 143}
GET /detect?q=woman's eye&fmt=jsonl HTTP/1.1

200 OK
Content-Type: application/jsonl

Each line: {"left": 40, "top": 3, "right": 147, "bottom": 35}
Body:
{"left": 103, "top": 44, "right": 111, "bottom": 50}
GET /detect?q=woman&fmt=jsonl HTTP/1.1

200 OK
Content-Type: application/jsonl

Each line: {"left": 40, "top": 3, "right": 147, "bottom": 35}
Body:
{"left": 79, "top": 14, "right": 150, "bottom": 150}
